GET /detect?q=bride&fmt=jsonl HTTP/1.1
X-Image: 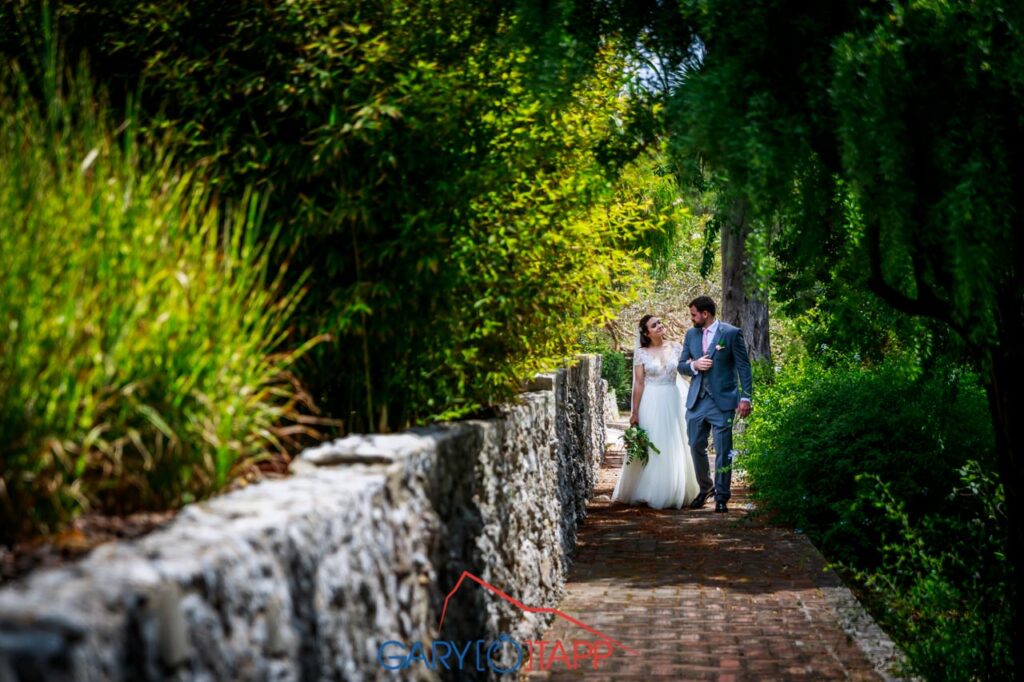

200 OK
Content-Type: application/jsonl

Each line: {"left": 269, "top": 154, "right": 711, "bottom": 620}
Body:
{"left": 612, "top": 314, "right": 700, "bottom": 509}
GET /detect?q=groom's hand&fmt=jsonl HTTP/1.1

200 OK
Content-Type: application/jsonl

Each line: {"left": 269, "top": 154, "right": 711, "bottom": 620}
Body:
{"left": 693, "top": 355, "right": 713, "bottom": 371}
{"left": 738, "top": 401, "right": 752, "bottom": 418}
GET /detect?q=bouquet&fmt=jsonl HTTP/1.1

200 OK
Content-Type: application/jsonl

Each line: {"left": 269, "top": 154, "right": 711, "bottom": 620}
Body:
{"left": 622, "top": 425, "right": 660, "bottom": 467}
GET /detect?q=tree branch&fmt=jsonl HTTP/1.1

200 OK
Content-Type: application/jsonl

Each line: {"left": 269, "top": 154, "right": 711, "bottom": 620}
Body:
{"left": 865, "top": 217, "right": 966, "bottom": 337}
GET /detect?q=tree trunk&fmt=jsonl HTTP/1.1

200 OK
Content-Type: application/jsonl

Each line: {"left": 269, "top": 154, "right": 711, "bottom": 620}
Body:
{"left": 720, "top": 199, "right": 771, "bottom": 363}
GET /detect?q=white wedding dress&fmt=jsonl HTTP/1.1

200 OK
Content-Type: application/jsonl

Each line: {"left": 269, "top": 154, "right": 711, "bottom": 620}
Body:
{"left": 612, "top": 342, "right": 700, "bottom": 509}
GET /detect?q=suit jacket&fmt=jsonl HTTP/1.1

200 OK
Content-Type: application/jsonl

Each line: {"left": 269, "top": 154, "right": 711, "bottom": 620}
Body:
{"left": 677, "top": 322, "right": 754, "bottom": 412}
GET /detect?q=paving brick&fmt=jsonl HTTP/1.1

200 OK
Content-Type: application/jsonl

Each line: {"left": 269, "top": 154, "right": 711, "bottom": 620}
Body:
{"left": 527, "top": 421, "right": 885, "bottom": 680}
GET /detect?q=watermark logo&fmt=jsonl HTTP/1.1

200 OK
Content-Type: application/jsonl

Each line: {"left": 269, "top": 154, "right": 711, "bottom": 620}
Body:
{"left": 377, "top": 571, "right": 637, "bottom": 673}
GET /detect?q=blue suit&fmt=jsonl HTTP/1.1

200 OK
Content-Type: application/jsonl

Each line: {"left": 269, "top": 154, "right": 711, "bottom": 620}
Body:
{"left": 677, "top": 322, "right": 753, "bottom": 502}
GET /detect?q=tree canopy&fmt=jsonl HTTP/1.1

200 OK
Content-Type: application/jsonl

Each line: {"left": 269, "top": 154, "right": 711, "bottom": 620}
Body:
{"left": 0, "top": 1, "right": 674, "bottom": 432}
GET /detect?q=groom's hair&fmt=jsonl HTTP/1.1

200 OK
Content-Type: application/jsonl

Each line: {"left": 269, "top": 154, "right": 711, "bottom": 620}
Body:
{"left": 689, "top": 296, "right": 716, "bottom": 316}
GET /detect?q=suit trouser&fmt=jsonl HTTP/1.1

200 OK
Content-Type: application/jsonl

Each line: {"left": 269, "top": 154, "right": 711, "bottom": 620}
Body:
{"left": 687, "top": 394, "right": 734, "bottom": 502}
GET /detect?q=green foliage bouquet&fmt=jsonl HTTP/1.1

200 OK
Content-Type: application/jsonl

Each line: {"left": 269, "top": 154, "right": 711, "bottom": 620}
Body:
{"left": 623, "top": 425, "right": 660, "bottom": 467}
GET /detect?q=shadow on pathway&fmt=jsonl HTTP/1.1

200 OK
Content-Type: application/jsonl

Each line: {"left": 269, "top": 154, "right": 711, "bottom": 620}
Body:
{"left": 523, "top": 417, "right": 897, "bottom": 681}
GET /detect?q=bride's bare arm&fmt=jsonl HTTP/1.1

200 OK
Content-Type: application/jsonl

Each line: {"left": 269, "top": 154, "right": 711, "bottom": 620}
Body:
{"left": 629, "top": 362, "right": 645, "bottom": 426}
{"left": 675, "top": 341, "right": 692, "bottom": 384}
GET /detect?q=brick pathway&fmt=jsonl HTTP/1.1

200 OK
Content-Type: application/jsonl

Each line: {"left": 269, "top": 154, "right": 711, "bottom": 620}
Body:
{"left": 522, "top": 419, "right": 886, "bottom": 681}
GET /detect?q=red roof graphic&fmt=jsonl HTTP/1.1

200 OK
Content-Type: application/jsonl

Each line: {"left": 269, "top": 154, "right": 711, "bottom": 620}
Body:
{"left": 437, "top": 571, "right": 639, "bottom": 655}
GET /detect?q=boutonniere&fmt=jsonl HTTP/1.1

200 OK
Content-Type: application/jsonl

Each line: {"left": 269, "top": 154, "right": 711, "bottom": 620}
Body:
{"left": 715, "top": 341, "right": 726, "bottom": 352}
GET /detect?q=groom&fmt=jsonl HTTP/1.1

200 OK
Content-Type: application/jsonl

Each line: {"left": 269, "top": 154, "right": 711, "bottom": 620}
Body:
{"left": 677, "top": 296, "right": 753, "bottom": 513}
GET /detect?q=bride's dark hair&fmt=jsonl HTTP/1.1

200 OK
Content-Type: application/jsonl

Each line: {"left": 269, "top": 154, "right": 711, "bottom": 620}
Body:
{"left": 638, "top": 314, "right": 654, "bottom": 348}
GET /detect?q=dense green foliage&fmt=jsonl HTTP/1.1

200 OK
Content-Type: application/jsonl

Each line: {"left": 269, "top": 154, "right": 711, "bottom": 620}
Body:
{"left": 742, "top": 359, "right": 993, "bottom": 562}
{"left": 741, "top": 359, "right": 1010, "bottom": 677}
{"left": 856, "top": 464, "right": 1012, "bottom": 680}
{"left": 0, "top": 1, "right": 657, "bottom": 432}
{"left": 665, "top": 0, "right": 1018, "bottom": 316}
{"left": 588, "top": 146, "right": 725, "bottom": 357}
{"left": 0, "top": 71, "right": 316, "bottom": 541}
{"left": 670, "top": 2, "right": 1024, "bottom": 670}
{"left": 599, "top": 351, "right": 631, "bottom": 411}
{"left": 0, "top": 1, "right": 679, "bottom": 539}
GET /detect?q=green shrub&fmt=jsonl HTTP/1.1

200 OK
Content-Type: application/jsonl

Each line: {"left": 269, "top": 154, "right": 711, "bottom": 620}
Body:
{"left": 600, "top": 351, "right": 632, "bottom": 412}
{"left": 0, "top": 68, "right": 317, "bottom": 541}
{"left": 739, "top": 357, "right": 995, "bottom": 567}
{"left": 1, "top": 2, "right": 655, "bottom": 432}
{"left": 740, "top": 357, "right": 1010, "bottom": 679}
{"left": 577, "top": 332, "right": 633, "bottom": 412}
{"left": 854, "top": 464, "right": 1012, "bottom": 680}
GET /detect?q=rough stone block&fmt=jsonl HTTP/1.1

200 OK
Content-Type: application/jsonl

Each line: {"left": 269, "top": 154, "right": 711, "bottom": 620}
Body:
{"left": 0, "top": 357, "right": 606, "bottom": 681}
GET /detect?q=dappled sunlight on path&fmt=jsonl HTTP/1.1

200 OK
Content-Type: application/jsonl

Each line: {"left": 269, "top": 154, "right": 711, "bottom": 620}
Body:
{"left": 524, "top": 418, "right": 887, "bottom": 680}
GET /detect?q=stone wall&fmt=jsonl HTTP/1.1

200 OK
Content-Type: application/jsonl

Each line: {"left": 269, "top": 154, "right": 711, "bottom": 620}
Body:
{"left": 0, "top": 357, "right": 605, "bottom": 682}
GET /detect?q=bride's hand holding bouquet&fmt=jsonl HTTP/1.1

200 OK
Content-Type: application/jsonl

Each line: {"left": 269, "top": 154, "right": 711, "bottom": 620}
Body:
{"left": 623, "top": 424, "right": 660, "bottom": 467}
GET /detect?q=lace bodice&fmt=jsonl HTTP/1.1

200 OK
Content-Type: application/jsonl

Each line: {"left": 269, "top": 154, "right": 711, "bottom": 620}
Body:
{"left": 633, "top": 342, "right": 683, "bottom": 385}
